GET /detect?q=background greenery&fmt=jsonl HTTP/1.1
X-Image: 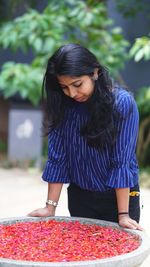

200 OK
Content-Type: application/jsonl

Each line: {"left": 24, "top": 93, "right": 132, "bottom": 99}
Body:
{"left": 0, "top": 0, "right": 129, "bottom": 105}
{"left": 130, "top": 36, "right": 150, "bottom": 167}
{"left": 0, "top": 0, "right": 149, "bottom": 171}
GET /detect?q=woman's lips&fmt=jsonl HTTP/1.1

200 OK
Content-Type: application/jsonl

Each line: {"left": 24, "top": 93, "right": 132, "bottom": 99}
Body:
{"left": 74, "top": 97, "right": 86, "bottom": 102}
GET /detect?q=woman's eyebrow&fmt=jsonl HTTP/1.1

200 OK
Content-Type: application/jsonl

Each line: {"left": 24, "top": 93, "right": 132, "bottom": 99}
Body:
{"left": 59, "top": 79, "right": 81, "bottom": 86}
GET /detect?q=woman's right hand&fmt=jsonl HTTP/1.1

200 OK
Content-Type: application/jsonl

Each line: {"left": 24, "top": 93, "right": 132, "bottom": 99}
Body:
{"left": 27, "top": 206, "right": 56, "bottom": 217}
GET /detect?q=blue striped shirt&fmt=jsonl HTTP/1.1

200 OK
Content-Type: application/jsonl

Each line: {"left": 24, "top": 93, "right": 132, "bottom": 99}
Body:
{"left": 42, "top": 88, "right": 139, "bottom": 192}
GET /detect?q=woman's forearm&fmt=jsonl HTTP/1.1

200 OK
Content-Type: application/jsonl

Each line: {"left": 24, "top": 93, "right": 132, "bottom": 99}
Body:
{"left": 115, "top": 187, "right": 129, "bottom": 213}
{"left": 115, "top": 187, "right": 143, "bottom": 230}
{"left": 45, "top": 183, "right": 63, "bottom": 213}
{"left": 47, "top": 183, "right": 63, "bottom": 202}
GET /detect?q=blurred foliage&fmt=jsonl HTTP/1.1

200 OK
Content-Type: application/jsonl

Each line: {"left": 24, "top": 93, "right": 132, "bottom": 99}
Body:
{"left": 0, "top": 0, "right": 129, "bottom": 105}
{"left": 130, "top": 35, "right": 150, "bottom": 62}
{"left": 0, "top": 0, "right": 37, "bottom": 23}
{"left": 136, "top": 87, "right": 150, "bottom": 119}
{"left": 0, "top": 139, "right": 7, "bottom": 153}
{"left": 0, "top": 62, "right": 42, "bottom": 105}
{"left": 139, "top": 167, "right": 150, "bottom": 188}
{"left": 114, "top": 0, "right": 150, "bottom": 17}
{"left": 136, "top": 90, "right": 150, "bottom": 167}
{"left": 130, "top": 36, "right": 150, "bottom": 167}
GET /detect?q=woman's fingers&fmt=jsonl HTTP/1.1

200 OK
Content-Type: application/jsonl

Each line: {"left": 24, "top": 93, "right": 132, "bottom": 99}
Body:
{"left": 119, "top": 216, "right": 144, "bottom": 231}
{"left": 27, "top": 207, "right": 55, "bottom": 217}
{"left": 27, "top": 209, "right": 41, "bottom": 217}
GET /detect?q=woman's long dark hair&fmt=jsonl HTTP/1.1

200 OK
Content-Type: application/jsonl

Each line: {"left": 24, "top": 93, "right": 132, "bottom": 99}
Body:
{"left": 42, "top": 43, "right": 117, "bottom": 148}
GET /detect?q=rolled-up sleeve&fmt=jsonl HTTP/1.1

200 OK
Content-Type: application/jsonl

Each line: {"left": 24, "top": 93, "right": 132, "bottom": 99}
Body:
{"left": 106, "top": 92, "right": 139, "bottom": 188}
{"left": 42, "top": 127, "right": 70, "bottom": 183}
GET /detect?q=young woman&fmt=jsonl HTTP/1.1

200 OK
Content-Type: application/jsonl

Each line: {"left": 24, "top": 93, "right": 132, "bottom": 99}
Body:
{"left": 29, "top": 43, "right": 143, "bottom": 230}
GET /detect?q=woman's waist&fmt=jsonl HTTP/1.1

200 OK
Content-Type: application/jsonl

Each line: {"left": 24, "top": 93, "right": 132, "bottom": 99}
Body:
{"left": 69, "top": 182, "right": 139, "bottom": 194}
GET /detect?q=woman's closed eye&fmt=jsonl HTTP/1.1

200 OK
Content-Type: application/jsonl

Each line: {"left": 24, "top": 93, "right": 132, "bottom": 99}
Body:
{"left": 61, "top": 83, "right": 82, "bottom": 90}
{"left": 73, "top": 83, "right": 82, "bottom": 88}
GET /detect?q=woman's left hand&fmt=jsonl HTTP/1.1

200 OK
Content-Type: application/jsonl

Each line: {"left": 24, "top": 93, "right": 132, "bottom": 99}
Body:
{"left": 118, "top": 215, "right": 144, "bottom": 231}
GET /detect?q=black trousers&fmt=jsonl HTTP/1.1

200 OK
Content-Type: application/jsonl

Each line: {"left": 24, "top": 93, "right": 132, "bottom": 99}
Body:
{"left": 67, "top": 183, "right": 140, "bottom": 223}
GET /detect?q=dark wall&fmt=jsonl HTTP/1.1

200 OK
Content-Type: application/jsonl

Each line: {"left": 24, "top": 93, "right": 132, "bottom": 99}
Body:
{"left": 107, "top": 0, "right": 150, "bottom": 92}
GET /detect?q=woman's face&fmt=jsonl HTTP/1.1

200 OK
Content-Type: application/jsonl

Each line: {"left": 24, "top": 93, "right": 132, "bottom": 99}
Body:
{"left": 57, "top": 73, "right": 97, "bottom": 102}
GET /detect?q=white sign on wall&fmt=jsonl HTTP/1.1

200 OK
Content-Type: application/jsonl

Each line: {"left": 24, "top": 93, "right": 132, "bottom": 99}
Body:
{"left": 8, "top": 109, "right": 43, "bottom": 161}
{"left": 16, "top": 119, "right": 34, "bottom": 139}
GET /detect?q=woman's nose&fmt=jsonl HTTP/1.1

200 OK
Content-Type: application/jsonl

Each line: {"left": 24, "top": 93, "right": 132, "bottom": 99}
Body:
{"left": 68, "top": 87, "right": 77, "bottom": 98}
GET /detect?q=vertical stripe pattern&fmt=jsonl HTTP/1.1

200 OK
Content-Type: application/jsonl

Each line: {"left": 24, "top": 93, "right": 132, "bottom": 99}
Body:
{"left": 42, "top": 89, "right": 139, "bottom": 192}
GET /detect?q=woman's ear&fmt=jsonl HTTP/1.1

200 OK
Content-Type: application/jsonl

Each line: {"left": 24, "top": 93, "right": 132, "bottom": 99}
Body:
{"left": 93, "top": 68, "right": 99, "bottom": 80}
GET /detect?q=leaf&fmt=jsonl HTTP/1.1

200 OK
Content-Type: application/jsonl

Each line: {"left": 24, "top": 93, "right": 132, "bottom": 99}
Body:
{"left": 33, "top": 38, "right": 43, "bottom": 52}
{"left": 135, "top": 49, "right": 144, "bottom": 62}
{"left": 144, "top": 45, "right": 150, "bottom": 60}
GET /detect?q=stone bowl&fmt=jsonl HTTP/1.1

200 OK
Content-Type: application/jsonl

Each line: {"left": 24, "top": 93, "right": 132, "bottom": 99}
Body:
{"left": 0, "top": 216, "right": 150, "bottom": 267}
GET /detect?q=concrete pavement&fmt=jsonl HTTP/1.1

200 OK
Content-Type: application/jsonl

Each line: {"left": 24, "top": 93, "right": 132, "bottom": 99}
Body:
{"left": 0, "top": 168, "right": 150, "bottom": 266}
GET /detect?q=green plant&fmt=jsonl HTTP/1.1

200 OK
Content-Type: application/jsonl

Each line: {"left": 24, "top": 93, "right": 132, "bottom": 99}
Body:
{"left": 0, "top": 0, "right": 37, "bottom": 23}
{"left": 136, "top": 87, "right": 150, "bottom": 118}
{"left": 136, "top": 88, "right": 150, "bottom": 167}
{"left": 0, "top": 139, "right": 7, "bottom": 153}
{"left": 130, "top": 35, "right": 150, "bottom": 62}
{"left": 139, "top": 167, "right": 150, "bottom": 188}
{"left": 0, "top": 0, "right": 129, "bottom": 105}
{"left": 130, "top": 35, "right": 150, "bottom": 167}
{"left": 114, "top": 0, "right": 150, "bottom": 17}
{"left": 0, "top": 62, "right": 42, "bottom": 105}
